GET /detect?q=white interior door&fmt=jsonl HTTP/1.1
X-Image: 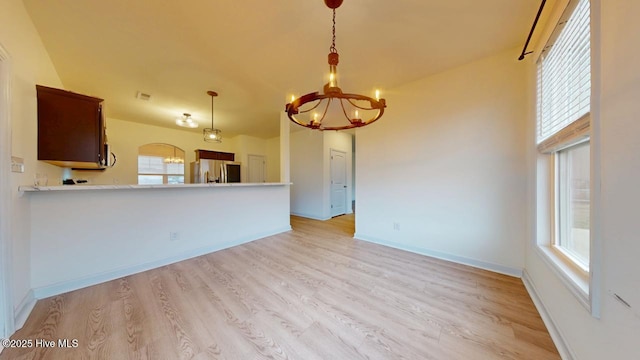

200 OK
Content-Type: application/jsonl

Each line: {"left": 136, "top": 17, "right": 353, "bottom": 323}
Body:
{"left": 248, "top": 154, "right": 266, "bottom": 183}
{"left": 330, "top": 149, "right": 347, "bottom": 217}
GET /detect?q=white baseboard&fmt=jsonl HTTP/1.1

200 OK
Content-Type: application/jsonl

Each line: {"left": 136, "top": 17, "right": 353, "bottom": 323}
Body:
{"left": 290, "top": 212, "right": 331, "bottom": 221}
{"left": 13, "top": 289, "right": 35, "bottom": 331}
{"left": 522, "top": 270, "right": 576, "bottom": 360}
{"left": 32, "top": 226, "right": 291, "bottom": 299}
{"left": 353, "top": 233, "right": 523, "bottom": 278}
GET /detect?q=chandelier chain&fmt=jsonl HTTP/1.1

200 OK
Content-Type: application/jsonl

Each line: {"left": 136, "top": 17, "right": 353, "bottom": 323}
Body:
{"left": 330, "top": 9, "right": 337, "bottom": 54}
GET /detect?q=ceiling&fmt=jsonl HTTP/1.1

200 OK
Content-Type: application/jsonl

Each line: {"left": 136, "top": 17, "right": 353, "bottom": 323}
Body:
{"left": 23, "top": 0, "right": 542, "bottom": 139}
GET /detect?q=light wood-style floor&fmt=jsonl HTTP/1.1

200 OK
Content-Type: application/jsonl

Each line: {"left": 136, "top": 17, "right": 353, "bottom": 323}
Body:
{"left": 1, "top": 215, "right": 559, "bottom": 359}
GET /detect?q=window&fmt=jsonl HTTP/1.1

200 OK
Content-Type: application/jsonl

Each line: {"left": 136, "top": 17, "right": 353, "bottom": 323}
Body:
{"left": 138, "top": 144, "right": 185, "bottom": 184}
{"left": 536, "top": 0, "right": 592, "bottom": 307}
{"left": 555, "top": 141, "right": 590, "bottom": 270}
{"left": 537, "top": 0, "right": 590, "bottom": 148}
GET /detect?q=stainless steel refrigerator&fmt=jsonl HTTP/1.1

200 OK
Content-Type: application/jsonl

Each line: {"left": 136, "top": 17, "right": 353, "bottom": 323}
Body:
{"left": 190, "top": 160, "right": 241, "bottom": 183}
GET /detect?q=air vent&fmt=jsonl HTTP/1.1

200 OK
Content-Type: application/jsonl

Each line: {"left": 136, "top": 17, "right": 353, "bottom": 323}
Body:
{"left": 136, "top": 91, "right": 152, "bottom": 101}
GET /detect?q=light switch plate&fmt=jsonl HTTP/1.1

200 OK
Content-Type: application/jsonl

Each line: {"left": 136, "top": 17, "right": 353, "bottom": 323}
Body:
{"left": 11, "top": 156, "right": 24, "bottom": 173}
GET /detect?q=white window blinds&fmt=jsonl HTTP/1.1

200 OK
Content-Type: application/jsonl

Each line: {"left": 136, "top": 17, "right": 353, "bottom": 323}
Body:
{"left": 536, "top": 0, "right": 590, "bottom": 150}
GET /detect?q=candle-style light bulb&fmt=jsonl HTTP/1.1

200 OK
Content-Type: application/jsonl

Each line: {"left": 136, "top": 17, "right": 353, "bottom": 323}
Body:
{"left": 329, "top": 72, "right": 336, "bottom": 88}
{"left": 375, "top": 89, "right": 380, "bottom": 101}
{"left": 354, "top": 110, "right": 359, "bottom": 119}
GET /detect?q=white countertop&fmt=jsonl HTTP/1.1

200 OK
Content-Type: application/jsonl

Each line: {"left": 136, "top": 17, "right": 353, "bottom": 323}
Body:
{"left": 19, "top": 182, "right": 291, "bottom": 192}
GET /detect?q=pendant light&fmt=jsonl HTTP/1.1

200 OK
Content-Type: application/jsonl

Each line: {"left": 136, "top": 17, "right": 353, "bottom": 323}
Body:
{"left": 285, "top": 0, "right": 386, "bottom": 131}
{"left": 203, "top": 90, "right": 222, "bottom": 143}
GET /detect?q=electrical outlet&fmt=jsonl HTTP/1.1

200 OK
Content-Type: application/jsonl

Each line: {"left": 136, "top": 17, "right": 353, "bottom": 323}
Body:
{"left": 170, "top": 232, "right": 180, "bottom": 241}
{"left": 393, "top": 222, "right": 400, "bottom": 231}
{"left": 11, "top": 156, "right": 24, "bottom": 173}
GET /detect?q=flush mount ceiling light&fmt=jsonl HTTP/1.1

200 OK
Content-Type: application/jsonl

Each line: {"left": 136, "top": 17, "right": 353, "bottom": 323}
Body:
{"left": 203, "top": 90, "right": 222, "bottom": 143}
{"left": 285, "top": 0, "right": 386, "bottom": 131}
{"left": 176, "top": 113, "right": 198, "bottom": 128}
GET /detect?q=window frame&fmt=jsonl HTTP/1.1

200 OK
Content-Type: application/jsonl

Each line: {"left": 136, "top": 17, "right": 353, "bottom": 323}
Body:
{"left": 536, "top": 147, "right": 590, "bottom": 308}
{"left": 553, "top": 140, "right": 590, "bottom": 273}
{"left": 137, "top": 144, "right": 186, "bottom": 185}
{"left": 533, "top": 0, "right": 598, "bottom": 315}
{"left": 137, "top": 173, "right": 186, "bottom": 185}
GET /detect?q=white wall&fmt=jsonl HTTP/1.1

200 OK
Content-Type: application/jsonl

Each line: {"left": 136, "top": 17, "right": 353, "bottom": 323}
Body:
{"left": 0, "top": 0, "right": 64, "bottom": 329}
{"left": 355, "top": 48, "right": 528, "bottom": 276}
{"left": 266, "top": 136, "right": 280, "bottom": 182}
{"left": 352, "top": 135, "right": 356, "bottom": 208}
{"left": 290, "top": 129, "right": 324, "bottom": 219}
{"left": 524, "top": 1, "right": 640, "bottom": 359}
{"left": 28, "top": 185, "right": 291, "bottom": 297}
{"left": 0, "top": 37, "right": 11, "bottom": 342}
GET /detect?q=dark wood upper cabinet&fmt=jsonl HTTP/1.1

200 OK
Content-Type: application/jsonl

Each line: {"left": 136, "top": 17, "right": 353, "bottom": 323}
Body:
{"left": 36, "top": 85, "right": 106, "bottom": 169}
{"left": 195, "top": 149, "right": 235, "bottom": 161}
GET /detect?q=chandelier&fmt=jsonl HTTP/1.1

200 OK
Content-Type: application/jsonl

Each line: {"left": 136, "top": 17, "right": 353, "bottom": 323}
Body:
{"left": 285, "top": 0, "right": 386, "bottom": 131}
{"left": 203, "top": 90, "right": 222, "bottom": 143}
{"left": 163, "top": 145, "right": 184, "bottom": 164}
{"left": 164, "top": 157, "right": 184, "bottom": 164}
{"left": 176, "top": 113, "right": 197, "bottom": 128}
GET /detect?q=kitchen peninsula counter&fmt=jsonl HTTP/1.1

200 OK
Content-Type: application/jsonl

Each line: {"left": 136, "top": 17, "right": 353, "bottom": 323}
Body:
{"left": 20, "top": 182, "right": 290, "bottom": 192}
{"left": 22, "top": 181, "right": 291, "bottom": 299}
